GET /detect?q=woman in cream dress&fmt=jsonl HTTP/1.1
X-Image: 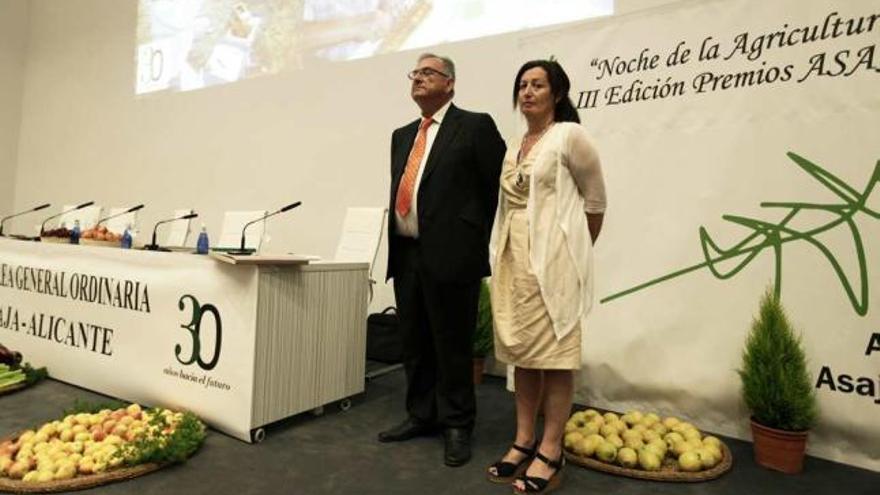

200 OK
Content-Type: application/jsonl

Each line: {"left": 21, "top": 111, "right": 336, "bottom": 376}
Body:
{"left": 486, "top": 60, "right": 606, "bottom": 494}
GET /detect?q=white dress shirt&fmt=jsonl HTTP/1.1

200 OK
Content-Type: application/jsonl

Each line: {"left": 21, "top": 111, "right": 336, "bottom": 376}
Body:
{"left": 394, "top": 100, "right": 453, "bottom": 238}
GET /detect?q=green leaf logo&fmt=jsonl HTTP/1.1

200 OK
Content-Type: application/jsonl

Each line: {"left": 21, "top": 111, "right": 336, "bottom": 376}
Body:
{"left": 603, "top": 152, "right": 879, "bottom": 316}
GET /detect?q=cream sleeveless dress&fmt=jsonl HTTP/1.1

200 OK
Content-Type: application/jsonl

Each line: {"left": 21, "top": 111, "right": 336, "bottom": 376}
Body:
{"left": 490, "top": 131, "right": 581, "bottom": 370}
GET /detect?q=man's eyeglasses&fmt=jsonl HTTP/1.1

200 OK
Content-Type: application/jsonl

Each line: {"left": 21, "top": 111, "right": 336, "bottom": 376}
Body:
{"left": 407, "top": 68, "right": 451, "bottom": 80}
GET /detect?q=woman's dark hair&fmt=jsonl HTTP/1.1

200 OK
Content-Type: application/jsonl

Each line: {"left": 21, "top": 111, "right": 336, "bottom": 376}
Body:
{"left": 512, "top": 59, "right": 580, "bottom": 123}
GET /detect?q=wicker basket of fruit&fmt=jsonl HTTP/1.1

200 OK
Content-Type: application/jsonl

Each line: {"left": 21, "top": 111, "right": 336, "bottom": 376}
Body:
{"left": 563, "top": 409, "right": 733, "bottom": 482}
{"left": 0, "top": 404, "right": 206, "bottom": 493}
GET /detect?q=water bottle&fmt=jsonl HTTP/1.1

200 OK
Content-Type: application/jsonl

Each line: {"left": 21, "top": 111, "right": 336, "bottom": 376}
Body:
{"left": 121, "top": 224, "right": 133, "bottom": 249}
{"left": 70, "top": 220, "right": 81, "bottom": 244}
{"left": 196, "top": 225, "right": 210, "bottom": 255}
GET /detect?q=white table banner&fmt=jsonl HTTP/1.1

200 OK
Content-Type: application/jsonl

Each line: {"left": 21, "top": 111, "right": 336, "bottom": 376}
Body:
{"left": 0, "top": 238, "right": 258, "bottom": 441}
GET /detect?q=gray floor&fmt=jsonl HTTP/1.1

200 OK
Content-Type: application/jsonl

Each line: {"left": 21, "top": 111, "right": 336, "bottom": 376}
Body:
{"left": 1, "top": 371, "right": 877, "bottom": 494}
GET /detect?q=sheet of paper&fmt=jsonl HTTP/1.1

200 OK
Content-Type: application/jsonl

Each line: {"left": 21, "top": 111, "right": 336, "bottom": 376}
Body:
{"left": 58, "top": 205, "right": 102, "bottom": 230}
{"left": 334, "top": 207, "right": 386, "bottom": 266}
{"left": 218, "top": 210, "right": 267, "bottom": 250}
{"left": 165, "top": 209, "right": 194, "bottom": 247}
{"left": 104, "top": 207, "right": 139, "bottom": 235}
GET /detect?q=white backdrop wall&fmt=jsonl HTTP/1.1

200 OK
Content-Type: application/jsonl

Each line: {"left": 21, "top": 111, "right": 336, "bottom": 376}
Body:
{"left": 7, "top": 0, "right": 680, "bottom": 313}
{"left": 0, "top": 0, "right": 29, "bottom": 216}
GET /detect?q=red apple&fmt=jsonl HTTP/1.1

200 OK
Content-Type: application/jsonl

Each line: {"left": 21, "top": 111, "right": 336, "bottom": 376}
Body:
{"left": 90, "top": 427, "right": 106, "bottom": 442}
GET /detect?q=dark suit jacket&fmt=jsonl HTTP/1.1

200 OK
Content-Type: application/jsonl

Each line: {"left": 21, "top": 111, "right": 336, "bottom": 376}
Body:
{"left": 387, "top": 103, "right": 506, "bottom": 284}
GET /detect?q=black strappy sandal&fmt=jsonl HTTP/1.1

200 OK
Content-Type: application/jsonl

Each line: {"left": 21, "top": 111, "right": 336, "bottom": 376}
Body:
{"left": 487, "top": 443, "right": 537, "bottom": 483}
{"left": 513, "top": 451, "right": 565, "bottom": 494}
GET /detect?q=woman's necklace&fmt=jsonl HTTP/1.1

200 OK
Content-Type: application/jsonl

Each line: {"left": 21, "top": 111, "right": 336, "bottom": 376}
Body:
{"left": 516, "top": 122, "right": 554, "bottom": 187}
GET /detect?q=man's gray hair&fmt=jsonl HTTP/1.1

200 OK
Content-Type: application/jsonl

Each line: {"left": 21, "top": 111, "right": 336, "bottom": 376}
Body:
{"left": 418, "top": 53, "right": 456, "bottom": 79}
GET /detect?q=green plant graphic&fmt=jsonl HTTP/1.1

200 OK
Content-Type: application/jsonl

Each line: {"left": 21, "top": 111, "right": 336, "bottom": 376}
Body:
{"left": 602, "top": 152, "right": 880, "bottom": 316}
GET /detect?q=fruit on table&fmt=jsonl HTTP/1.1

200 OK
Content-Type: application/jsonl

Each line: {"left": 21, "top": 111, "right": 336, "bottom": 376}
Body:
{"left": 80, "top": 226, "right": 122, "bottom": 242}
{"left": 41, "top": 228, "right": 71, "bottom": 238}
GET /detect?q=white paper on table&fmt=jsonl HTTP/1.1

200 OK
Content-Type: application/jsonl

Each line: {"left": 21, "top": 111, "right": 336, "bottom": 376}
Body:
{"left": 105, "top": 208, "right": 139, "bottom": 235}
{"left": 165, "top": 209, "right": 194, "bottom": 247}
{"left": 333, "top": 207, "right": 386, "bottom": 269}
{"left": 218, "top": 211, "right": 267, "bottom": 250}
{"left": 289, "top": 253, "right": 323, "bottom": 261}
{"left": 58, "top": 205, "right": 103, "bottom": 230}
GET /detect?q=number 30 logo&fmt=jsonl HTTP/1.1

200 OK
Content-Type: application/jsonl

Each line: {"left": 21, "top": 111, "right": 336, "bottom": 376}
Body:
{"left": 176, "top": 295, "right": 223, "bottom": 370}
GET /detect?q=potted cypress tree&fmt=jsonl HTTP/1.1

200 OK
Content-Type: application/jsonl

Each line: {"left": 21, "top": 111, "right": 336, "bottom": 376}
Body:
{"left": 472, "top": 279, "right": 494, "bottom": 385}
{"left": 738, "top": 289, "right": 818, "bottom": 473}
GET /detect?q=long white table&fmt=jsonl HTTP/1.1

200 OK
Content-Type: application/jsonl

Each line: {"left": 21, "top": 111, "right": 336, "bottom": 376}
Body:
{"left": 0, "top": 238, "right": 369, "bottom": 442}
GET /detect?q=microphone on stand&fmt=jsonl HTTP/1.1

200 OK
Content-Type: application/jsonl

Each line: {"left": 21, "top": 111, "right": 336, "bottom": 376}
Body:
{"left": 227, "top": 201, "right": 301, "bottom": 256}
{"left": 0, "top": 203, "right": 51, "bottom": 237}
{"left": 39, "top": 202, "right": 95, "bottom": 237}
{"left": 143, "top": 212, "right": 198, "bottom": 251}
{"left": 95, "top": 204, "right": 145, "bottom": 228}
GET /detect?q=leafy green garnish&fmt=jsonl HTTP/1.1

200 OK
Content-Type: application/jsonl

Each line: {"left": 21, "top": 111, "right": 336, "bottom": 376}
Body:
{"left": 22, "top": 363, "right": 48, "bottom": 386}
{"left": 116, "top": 410, "right": 206, "bottom": 466}
{"left": 63, "top": 398, "right": 128, "bottom": 416}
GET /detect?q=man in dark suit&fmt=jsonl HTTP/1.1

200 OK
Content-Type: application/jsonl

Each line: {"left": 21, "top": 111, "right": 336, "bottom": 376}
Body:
{"left": 378, "top": 53, "right": 506, "bottom": 467}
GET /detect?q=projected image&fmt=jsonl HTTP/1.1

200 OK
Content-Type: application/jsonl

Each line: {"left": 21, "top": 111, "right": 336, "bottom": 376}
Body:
{"left": 136, "top": 0, "right": 613, "bottom": 95}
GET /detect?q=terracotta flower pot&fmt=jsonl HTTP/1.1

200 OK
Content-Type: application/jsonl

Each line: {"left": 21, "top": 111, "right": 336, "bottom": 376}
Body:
{"left": 473, "top": 358, "right": 486, "bottom": 385}
{"left": 750, "top": 418, "right": 808, "bottom": 474}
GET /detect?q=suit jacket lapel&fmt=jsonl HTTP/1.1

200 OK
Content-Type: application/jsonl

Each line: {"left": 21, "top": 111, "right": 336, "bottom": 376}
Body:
{"left": 420, "top": 104, "right": 462, "bottom": 186}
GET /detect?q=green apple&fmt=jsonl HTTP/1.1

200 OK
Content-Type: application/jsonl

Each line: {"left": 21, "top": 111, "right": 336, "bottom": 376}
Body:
{"left": 623, "top": 436, "right": 644, "bottom": 450}
{"left": 564, "top": 431, "right": 584, "bottom": 450}
{"left": 617, "top": 447, "right": 638, "bottom": 468}
{"left": 579, "top": 423, "right": 599, "bottom": 437}
{"left": 702, "top": 436, "right": 722, "bottom": 449}
{"left": 678, "top": 451, "right": 702, "bottom": 472}
{"left": 705, "top": 444, "right": 722, "bottom": 463}
{"left": 650, "top": 423, "right": 669, "bottom": 436}
{"left": 606, "top": 434, "right": 624, "bottom": 449}
{"left": 600, "top": 424, "right": 618, "bottom": 438}
{"left": 54, "top": 464, "right": 76, "bottom": 480}
{"left": 638, "top": 448, "right": 662, "bottom": 471}
{"left": 602, "top": 412, "right": 619, "bottom": 424}
{"left": 640, "top": 416, "right": 658, "bottom": 428}
{"left": 595, "top": 441, "right": 617, "bottom": 463}
{"left": 663, "top": 417, "right": 680, "bottom": 429}
{"left": 683, "top": 429, "right": 702, "bottom": 442}
{"left": 642, "top": 430, "right": 661, "bottom": 444}
{"left": 696, "top": 448, "right": 718, "bottom": 469}
{"left": 625, "top": 411, "right": 644, "bottom": 426}
{"left": 573, "top": 436, "right": 600, "bottom": 457}
{"left": 664, "top": 432, "right": 684, "bottom": 448}
{"left": 672, "top": 440, "right": 693, "bottom": 457}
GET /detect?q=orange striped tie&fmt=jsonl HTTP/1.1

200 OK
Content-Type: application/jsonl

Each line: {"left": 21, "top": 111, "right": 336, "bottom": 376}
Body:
{"left": 395, "top": 117, "right": 433, "bottom": 217}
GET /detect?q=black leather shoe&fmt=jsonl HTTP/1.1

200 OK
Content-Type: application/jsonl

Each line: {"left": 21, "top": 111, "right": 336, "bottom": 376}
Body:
{"left": 444, "top": 428, "right": 472, "bottom": 467}
{"left": 377, "top": 418, "right": 437, "bottom": 443}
